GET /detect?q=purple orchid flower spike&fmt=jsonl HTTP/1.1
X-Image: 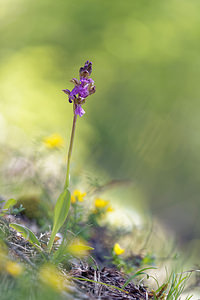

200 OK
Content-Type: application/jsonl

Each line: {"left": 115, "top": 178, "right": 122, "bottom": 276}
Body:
{"left": 63, "top": 61, "right": 96, "bottom": 117}
{"left": 48, "top": 62, "right": 96, "bottom": 252}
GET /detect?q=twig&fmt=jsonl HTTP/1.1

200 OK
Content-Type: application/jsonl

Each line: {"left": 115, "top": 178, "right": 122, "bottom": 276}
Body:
{"left": 5, "top": 241, "right": 36, "bottom": 269}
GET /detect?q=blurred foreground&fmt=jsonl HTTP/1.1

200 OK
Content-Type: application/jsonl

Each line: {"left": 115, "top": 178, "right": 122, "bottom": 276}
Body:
{"left": 1, "top": 0, "right": 200, "bottom": 260}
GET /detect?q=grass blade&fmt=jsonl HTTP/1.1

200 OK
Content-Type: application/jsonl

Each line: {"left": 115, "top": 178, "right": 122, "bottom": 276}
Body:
{"left": 122, "top": 267, "right": 157, "bottom": 289}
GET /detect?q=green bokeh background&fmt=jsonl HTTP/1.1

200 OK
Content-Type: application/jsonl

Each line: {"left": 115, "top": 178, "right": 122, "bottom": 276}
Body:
{"left": 1, "top": 0, "right": 200, "bottom": 245}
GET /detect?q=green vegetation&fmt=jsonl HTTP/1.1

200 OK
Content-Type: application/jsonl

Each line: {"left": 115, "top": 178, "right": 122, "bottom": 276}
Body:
{"left": 0, "top": 0, "right": 200, "bottom": 298}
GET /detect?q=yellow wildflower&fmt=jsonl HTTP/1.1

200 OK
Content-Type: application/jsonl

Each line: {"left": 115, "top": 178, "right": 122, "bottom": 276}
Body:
{"left": 94, "top": 198, "right": 109, "bottom": 208}
{"left": 67, "top": 238, "right": 94, "bottom": 257}
{"left": 71, "top": 195, "right": 76, "bottom": 203}
{"left": 39, "top": 265, "right": 66, "bottom": 291}
{"left": 106, "top": 205, "right": 114, "bottom": 212}
{"left": 43, "top": 134, "right": 64, "bottom": 148}
{"left": 113, "top": 243, "right": 125, "bottom": 255}
{"left": 71, "top": 190, "right": 86, "bottom": 203}
{"left": 5, "top": 261, "right": 23, "bottom": 276}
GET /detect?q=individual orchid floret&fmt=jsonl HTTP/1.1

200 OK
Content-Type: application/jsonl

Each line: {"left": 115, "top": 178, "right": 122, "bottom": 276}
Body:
{"left": 75, "top": 105, "right": 85, "bottom": 117}
{"left": 63, "top": 61, "right": 96, "bottom": 117}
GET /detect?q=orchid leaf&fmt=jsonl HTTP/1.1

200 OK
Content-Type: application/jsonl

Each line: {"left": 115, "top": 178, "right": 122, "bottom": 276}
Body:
{"left": 10, "top": 223, "right": 40, "bottom": 246}
{"left": 48, "top": 188, "right": 71, "bottom": 252}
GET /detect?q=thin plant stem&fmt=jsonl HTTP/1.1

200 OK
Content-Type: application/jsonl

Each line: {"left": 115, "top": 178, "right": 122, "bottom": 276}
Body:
{"left": 65, "top": 110, "right": 77, "bottom": 189}
{"left": 72, "top": 277, "right": 128, "bottom": 293}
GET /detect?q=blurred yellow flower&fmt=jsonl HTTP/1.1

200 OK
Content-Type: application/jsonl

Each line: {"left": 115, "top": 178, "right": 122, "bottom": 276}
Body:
{"left": 43, "top": 134, "right": 64, "bottom": 148}
{"left": 113, "top": 243, "right": 125, "bottom": 255}
{"left": 71, "top": 190, "right": 86, "bottom": 203}
{"left": 106, "top": 205, "right": 114, "bottom": 212}
{"left": 71, "top": 195, "right": 76, "bottom": 203}
{"left": 67, "top": 238, "right": 94, "bottom": 257}
{"left": 39, "top": 265, "right": 66, "bottom": 291}
{"left": 94, "top": 198, "right": 109, "bottom": 208}
{"left": 5, "top": 261, "right": 23, "bottom": 276}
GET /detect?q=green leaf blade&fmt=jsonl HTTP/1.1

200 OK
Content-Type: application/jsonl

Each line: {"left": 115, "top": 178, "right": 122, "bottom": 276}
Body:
{"left": 122, "top": 267, "right": 157, "bottom": 289}
{"left": 48, "top": 188, "right": 71, "bottom": 252}
{"left": 9, "top": 223, "right": 40, "bottom": 246}
{"left": 4, "top": 198, "right": 17, "bottom": 210}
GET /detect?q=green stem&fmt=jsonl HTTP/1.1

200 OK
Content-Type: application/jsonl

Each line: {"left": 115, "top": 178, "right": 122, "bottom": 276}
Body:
{"left": 65, "top": 112, "right": 77, "bottom": 189}
{"left": 74, "top": 203, "right": 77, "bottom": 232}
